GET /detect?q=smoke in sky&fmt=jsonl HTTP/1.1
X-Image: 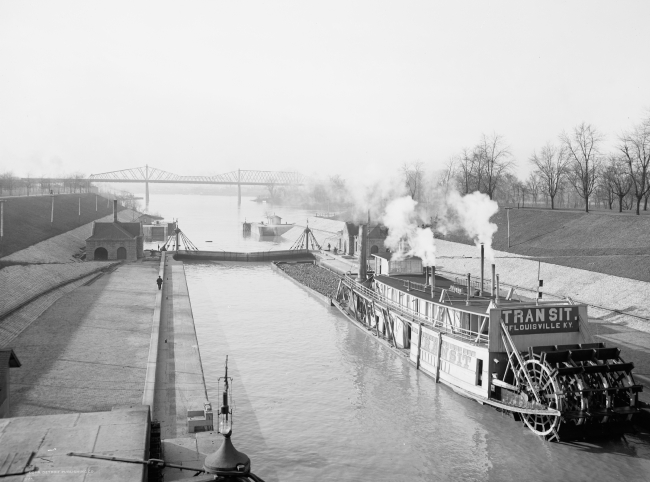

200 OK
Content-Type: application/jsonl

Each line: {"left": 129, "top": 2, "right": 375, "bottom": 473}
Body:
{"left": 382, "top": 189, "right": 498, "bottom": 266}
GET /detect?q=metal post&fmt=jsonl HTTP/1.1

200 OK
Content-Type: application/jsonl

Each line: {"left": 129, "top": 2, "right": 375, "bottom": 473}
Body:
{"left": 466, "top": 273, "right": 471, "bottom": 305}
{"left": 496, "top": 274, "right": 500, "bottom": 303}
{"left": 506, "top": 208, "right": 511, "bottom": 248}
{"left": 416, "top": 322, "right": 423, "bottom": 370}
{"left": 95, "top": 194, "right": 98, "bottom": 211}
{"left": 78, "top": 197, "right": 81, "bottom": 216}
{"left": 0, "top": 200, "right": 5, "bottom": 242}
{"left": 431, "top": 266, "right": 436, "bottom": 297}
{"left": 51, "top": 194, "right": 54, "bottom": 223}
{"left": 435, "top": 334, "right": 443, "bottom": 382}
{"left": 536, "top": 260, "right": 541, "bottom": 306}
{"left": 491, "top": 263, "right": 496, "bottom": 299}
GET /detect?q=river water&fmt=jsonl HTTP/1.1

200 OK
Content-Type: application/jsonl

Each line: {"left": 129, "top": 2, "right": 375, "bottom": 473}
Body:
{"left": 143, "top": 194, "right": 650, "bottom": 481}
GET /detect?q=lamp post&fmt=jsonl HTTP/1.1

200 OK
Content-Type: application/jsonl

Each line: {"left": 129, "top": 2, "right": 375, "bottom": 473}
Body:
{"left": 505, "top": 207, "right": 512, "bottom": 248}
{"left": 203, "top": 356, "right": 265, "bottom": 481}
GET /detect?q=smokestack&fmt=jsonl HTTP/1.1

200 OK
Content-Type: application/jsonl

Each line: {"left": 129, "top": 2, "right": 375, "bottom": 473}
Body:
{"left": 496, "top": 274, "right": 500, "bottom": 304}
{"left": 357, "top": 224, "right": 367, "bottom": 282}
{"left": 491, "top": 264, "right": 496, "bottom": 299}
{"left": 430, "top": 266, "right": 436, "bottom": 297}
{"left": 113, "top": 199, "right": 117, "bottom": 223}
{"left": 479, "top": 243, "right": 485, "bottom": 296}
{"left": 466, "top": 273, "right": 471, "bottom": 305}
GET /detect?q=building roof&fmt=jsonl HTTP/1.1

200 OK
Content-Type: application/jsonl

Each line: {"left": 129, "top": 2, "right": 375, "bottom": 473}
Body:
{"left": 0, "top": 348, "right": 21, "bottom": 367}
{"left": 137, "top": 213, "right": 164, "bottom": 222}
{"left": 344, "top": 222, "right": 359, "bottom": 236}
{"left": 86, "top": 222, "right": 142, "bottom": 241}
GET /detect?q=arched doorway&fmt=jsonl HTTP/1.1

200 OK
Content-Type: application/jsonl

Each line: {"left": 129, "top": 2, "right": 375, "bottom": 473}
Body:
{"left": 94, "top": 247, "right": 108, "bottom": 260}
{"left": 370, "top": 245, "right": 379, "bottom": 255}
{"left": 116, "top": 247, "right": 127, "bottom": 260}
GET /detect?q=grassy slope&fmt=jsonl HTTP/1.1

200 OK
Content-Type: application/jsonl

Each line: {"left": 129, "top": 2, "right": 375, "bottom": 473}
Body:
{"left": 442, "top": 208, "right": 650, "bottom": 282}
{"left": 0, "top": 194, "right": 123, "bottom": 258}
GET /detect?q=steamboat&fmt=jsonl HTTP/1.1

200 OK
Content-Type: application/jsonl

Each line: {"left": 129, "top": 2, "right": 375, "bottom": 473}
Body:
{"left": 332, "top": 228, "right": 642, "bottom": 441}
{"left": 250, "top": 214, "right": 294, "bottom": 237}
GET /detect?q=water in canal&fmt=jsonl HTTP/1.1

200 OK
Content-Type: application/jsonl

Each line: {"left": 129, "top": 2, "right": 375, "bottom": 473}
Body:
{"left": 143, "top": 194, "right": 650, "bottom": 481}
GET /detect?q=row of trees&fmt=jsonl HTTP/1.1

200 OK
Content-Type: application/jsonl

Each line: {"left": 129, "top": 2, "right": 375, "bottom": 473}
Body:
{"left": 0, "top": 172, "right": 91, "bottom": 196}
{"left": 400, "top": 116, "right": 650, "bottom": 214}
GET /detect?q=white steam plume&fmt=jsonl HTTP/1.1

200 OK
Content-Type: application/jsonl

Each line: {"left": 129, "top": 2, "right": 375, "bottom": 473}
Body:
{"left": 383, "top": 197, "right": 436, "bottom": 266}
{"left": 382, "top": 189, "right": 498, "bottom": 266}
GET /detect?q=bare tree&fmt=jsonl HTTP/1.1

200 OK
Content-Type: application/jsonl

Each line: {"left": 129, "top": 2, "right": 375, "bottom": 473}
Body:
{"left": 603, "top": 155, "right": 632, "bottom": 213}
{"left": 560, "top": 123, "right": 603, "bottom": 213}
{"left": 526, "top": 172, "right": 541, "bottom": 206}
{"left": 529, "top": 143, "right": 570, "bottom": 209}
{"left": 476, "top": 133, "right": 513, "bottom": 200}
{"left": 456, "top": 148, "right": 476, "bottom": 194}
{"left": 438, "top": 157, "right": 456, "bottom": 195}
{"left": 618, "top": 117, "right": 650, "bottom": 215}
{"left": 402, "top": 160, "right": 425, "bottom": 200}
{"left": 0, "top": 171, "right": 16, "bottom": 195}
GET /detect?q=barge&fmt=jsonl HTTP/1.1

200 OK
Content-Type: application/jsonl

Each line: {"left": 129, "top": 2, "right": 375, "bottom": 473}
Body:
{"left": 250, "top": 214, "right": 294, "bottom": 237}
{"left": 332, "top": 249, "right": 642, "bottom": 441}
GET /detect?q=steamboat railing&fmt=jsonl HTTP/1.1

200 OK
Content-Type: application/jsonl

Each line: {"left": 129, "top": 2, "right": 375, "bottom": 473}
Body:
{"left": 341, "top": 275, "right": 489, "bottom": 345}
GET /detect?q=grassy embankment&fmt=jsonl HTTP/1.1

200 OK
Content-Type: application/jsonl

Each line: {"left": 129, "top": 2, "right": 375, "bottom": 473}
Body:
{"left": 442, "top": 208, "right": 650, "bottom": 282}
{"left": 0, "top": 193, "right": 123, "bottom": 259}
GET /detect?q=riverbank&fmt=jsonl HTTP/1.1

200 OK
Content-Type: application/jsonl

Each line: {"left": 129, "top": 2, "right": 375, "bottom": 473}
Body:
{"left": 0, "top": 193, "right": 121, "bottom": 258}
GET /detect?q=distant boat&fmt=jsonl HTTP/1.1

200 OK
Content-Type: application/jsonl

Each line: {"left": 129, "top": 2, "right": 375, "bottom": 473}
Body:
{"left": 250, "top": 214, "right": 294, "bottom": 237}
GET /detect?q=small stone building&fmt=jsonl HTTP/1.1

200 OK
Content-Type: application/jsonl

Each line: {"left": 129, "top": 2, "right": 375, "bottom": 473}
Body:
{"left": 336, "top": 222, "right": 389, "bottom": 260}
{"left": 0, "top": 349, "right": 21, "bottom": 418}
{"left": 86, "top": 205, "right": 144, "bottom": 261}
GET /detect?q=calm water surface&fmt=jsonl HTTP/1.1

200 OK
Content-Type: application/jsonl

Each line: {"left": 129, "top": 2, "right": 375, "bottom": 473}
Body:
{"left": 145, "top": 194, "right": 650, "bottom": 481}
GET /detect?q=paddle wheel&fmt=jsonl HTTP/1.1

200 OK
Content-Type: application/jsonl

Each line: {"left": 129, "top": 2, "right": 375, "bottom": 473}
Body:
{"left": 499, "top": 321, "right": 642, "bottom": 440}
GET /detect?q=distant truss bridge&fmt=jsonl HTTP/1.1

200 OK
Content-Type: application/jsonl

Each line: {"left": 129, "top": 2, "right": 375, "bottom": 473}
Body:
{"left": 88, "top": 165, "right": 304, "bottom": 205}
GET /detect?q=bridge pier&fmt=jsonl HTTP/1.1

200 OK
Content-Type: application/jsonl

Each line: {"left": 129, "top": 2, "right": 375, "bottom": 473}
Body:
{"left": 237, "top": 169, "right": 241, "bottom": 206}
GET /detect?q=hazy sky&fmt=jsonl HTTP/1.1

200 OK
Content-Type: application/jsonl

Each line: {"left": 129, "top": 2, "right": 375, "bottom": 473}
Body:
{"left": 2, "top": 1, "right": 650, "bottom": 181}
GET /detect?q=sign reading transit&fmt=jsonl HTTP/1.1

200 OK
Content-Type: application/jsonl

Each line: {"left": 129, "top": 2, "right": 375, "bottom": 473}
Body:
{"left": 500, "top": 306, "right": 580, "bottom": 335}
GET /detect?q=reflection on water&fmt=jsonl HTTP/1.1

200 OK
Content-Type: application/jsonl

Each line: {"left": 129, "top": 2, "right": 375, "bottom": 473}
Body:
{"left": 186, "top": 261, "right": 650, "bottom": 482}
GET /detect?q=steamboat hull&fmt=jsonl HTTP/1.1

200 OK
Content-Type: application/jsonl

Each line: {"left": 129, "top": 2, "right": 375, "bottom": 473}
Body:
{"left": 333, "top": 272, "right": 642, "bottom": 441}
